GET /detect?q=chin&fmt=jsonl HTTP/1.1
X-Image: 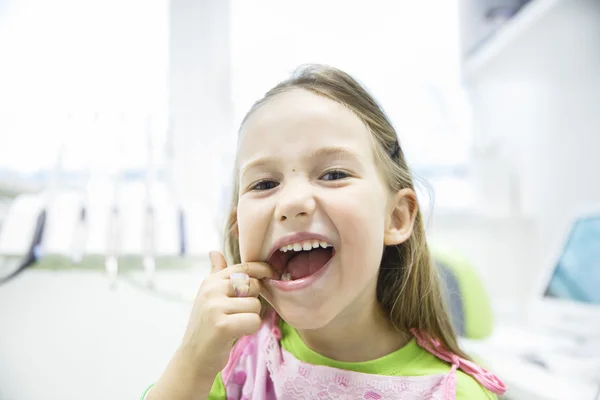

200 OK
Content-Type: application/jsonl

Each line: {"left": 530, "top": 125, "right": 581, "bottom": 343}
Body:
{"left": 265, "top": 298, "right": 338, "bottom": 330}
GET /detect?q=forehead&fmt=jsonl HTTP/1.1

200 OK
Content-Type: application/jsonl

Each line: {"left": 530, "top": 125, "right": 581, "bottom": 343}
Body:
{"left": 237, "top": 89, "right": 375, "bottom": 165}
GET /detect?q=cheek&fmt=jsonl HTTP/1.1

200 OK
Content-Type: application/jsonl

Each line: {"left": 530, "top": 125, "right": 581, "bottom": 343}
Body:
{"left": 334, "top": 184, "right": 387, "bottom": 232}
{"left": 236, "top": 198, "right": 269, "bottom": 260}
{"left": 331, "top": 187, "right": 387, "bottom": 268}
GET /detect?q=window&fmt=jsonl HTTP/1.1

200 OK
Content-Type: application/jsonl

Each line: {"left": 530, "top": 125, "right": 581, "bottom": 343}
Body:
{"left": 0, "top": 0, "right": 168, "bottom": 176}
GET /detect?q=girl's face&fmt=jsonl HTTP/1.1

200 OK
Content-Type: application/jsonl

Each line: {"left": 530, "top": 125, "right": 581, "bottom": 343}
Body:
{"left": 236, "top": 89, "right": 404, "bottom": 329}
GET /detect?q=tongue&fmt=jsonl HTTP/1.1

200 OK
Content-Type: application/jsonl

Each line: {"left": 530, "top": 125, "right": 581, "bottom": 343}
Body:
{"left": 286, "top": 248, "right": 332, "bottom": 280}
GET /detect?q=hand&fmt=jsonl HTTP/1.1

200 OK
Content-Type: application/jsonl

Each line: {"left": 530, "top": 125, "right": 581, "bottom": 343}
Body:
{"left": 178, "top": 251, "right": 274, "bottom": 377}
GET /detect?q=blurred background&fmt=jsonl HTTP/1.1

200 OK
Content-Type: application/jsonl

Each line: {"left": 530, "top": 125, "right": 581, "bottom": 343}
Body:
{"left": 0, "top": 0, "right": 599, "bottom": 399}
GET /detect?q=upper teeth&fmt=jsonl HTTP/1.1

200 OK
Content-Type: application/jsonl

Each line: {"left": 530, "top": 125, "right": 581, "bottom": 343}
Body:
{"left": 279, "top": 240, "right": 332, "bottom": 252}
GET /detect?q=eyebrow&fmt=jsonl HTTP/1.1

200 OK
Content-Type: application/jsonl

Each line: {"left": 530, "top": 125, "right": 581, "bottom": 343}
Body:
{"left": 239, "top": 146, "right": 360, "bottom": 177}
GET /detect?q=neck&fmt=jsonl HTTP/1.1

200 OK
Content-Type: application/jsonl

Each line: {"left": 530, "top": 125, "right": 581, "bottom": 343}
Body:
{"left": 295, "top": 287, "right": 409, "bottom": 362}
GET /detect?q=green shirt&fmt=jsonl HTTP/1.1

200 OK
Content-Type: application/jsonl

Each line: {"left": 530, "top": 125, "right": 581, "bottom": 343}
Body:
{"left": 207, "top": 321, "right": 496, "bottom": 399}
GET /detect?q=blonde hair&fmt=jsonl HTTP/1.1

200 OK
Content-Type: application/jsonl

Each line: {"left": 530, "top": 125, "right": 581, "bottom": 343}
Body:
{"left": 224, "top": 64, "right": 471, "bottom": 360}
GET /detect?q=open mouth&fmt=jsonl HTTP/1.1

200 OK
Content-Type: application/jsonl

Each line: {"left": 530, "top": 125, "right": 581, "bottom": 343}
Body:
{"left": 267, "top": 240, "right": 335, "bottom": 281}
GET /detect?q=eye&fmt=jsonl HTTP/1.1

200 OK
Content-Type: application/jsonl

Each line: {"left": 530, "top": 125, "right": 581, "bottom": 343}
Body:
{"left": 320, "top": 169, "right": 350, "bottom": 181}
{"left": 251, "top": 179, "right": 279, "bottom": 191}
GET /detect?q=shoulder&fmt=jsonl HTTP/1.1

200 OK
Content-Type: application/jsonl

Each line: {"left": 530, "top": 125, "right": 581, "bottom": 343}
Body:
{"left": 456, "top": 370, "right": 497, "bottom": 400}
{"left": 406, "top": 346, "right": 496, "bottom": 400}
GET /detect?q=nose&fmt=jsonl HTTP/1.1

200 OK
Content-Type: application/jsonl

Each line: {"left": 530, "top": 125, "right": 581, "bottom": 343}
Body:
{"left": 275, "top": 181, "right": 316, "bottom": 222}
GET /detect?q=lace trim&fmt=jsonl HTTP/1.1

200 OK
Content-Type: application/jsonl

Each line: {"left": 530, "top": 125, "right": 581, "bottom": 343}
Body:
{"left": 222, "top": 314, "right": 506, "bottom": 399}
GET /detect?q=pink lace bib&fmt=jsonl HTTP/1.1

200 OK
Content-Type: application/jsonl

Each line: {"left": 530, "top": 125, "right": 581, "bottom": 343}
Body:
{"left": 222, "top": 315, "right": 506, "bottom": 399}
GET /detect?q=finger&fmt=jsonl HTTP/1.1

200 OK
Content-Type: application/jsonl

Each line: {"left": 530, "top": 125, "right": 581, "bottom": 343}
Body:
{"left": 218, "top": 261, "right": 275, "bottom": 280}
{"left": 219, "top": 313, "right": 261, "bottom": 339}
{"left": 221, "top": 297, "right": 262, "bottom": 315}
{"left": 229, "top": 272, "right": 251, "bottom": 297}
{"left": 225, "top": 277, "right": 261, "bottom": 298}
{"left": 209, "top": 251, "right": 228, "bottom": 274}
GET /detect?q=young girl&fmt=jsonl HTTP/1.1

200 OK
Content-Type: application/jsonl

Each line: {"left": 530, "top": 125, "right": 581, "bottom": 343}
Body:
{"left": 144, "top": 65, "right": 506, "bottom": 400}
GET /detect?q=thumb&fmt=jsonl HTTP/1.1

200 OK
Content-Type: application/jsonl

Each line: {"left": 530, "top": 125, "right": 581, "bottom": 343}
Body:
{"left": 209, "top": 251, "right": 228, "bottom": 274}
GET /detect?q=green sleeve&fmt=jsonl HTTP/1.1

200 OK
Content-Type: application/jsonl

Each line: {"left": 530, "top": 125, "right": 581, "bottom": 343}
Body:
{"left": 206, "top": 372, "right": 227, "bottom": 399}
{"left": 456, "top": 371, "right": 497, "bottom": 400}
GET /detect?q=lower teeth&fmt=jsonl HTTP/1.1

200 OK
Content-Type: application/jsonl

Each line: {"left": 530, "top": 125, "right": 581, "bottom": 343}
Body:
{"left": 281, "top": 272, "right": 292, "bottom": 281}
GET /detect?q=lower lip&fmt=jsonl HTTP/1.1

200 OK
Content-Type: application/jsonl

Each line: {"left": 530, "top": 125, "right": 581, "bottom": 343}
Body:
{"left": 266, "top": 252, "right": 335, "bottom": 292}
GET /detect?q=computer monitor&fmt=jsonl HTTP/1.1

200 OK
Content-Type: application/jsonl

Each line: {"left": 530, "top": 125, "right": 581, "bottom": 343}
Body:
{"left": 543, "top": 215, "right": 600, "bottom": 304}
{"left": 532, "top": 206, "right": 600, "bottom": 338}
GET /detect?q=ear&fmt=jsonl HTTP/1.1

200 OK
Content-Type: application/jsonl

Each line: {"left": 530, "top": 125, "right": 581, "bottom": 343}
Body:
{"left": 384, "top": 188, "right": 418, "bottom": 246}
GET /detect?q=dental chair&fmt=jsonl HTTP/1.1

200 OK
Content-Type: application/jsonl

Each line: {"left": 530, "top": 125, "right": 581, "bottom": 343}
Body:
{"left": 433, "top": 248, "right": 494, "bottom": 340}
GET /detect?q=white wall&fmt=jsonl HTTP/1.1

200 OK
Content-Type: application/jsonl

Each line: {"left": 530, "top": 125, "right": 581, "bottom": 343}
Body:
{"left": 427, "top": 214, "right": 538, "bottom": 314}
{"left": 169, "top": 0, "right": 234, "bottom": 204}
{"left": 169, "top": 0, "right": 235, "bottom": 253}
{"left": 457, "top": 0, "right": 600, "bottom": 310}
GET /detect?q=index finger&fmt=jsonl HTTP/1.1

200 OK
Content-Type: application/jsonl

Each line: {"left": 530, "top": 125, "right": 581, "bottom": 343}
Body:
{"left": 218, "top": 262, "right": 276, "bottom": 281}
{"left": 209, "top": 251, "right": 228, "bottom": 274}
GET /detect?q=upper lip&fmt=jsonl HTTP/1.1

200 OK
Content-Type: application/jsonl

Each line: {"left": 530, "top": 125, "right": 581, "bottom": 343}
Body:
{"left": 267, "top": 232, "right": 335, "bottom": 260}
